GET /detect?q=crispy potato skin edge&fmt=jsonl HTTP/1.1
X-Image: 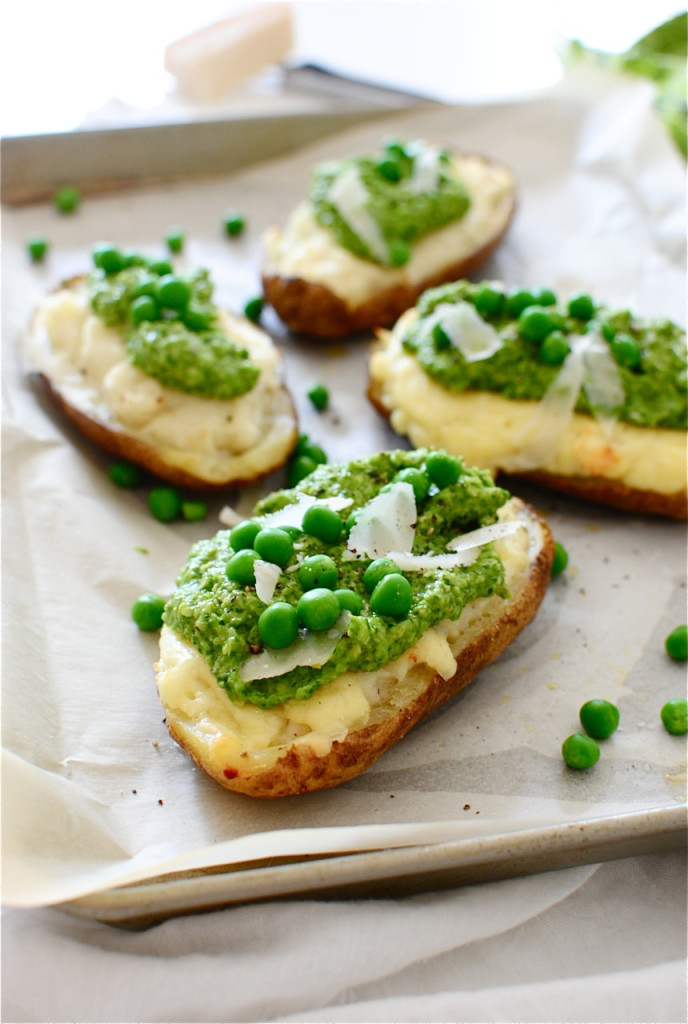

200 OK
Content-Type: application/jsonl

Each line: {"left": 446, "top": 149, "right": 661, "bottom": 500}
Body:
{"left": 367, "top": 378, "right": 688, "bottom": 521}
{"left": 165, "top": 504, "right": 554, "bottom": 799}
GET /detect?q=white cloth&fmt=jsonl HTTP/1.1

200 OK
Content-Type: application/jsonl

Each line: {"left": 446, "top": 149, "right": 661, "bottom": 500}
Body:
{"left": 2, "top": 851, "right": 686, "bottom": 1022}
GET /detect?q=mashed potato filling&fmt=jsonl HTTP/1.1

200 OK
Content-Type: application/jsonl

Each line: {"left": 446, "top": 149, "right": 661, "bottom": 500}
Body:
{"left": 156, "top": 498, "right": 541, "bottom": 779}
{"left": 369, "top": 320, "right": 687, "bottom": 497}
{"left": 29, "top": 283, "right": 296, "bottom": 484}
{"left": 262, "top": 155, "right": 515, "bottom": 310}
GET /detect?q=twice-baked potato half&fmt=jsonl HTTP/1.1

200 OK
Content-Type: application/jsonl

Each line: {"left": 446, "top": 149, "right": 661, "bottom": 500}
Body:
{"left": 262, "top": 138, "right": 516, "bottom": 339}
{"left": 155, "top": 448, "right": 553, "bottom": 798}
{"left": 369, "top": 280, "right": 687, "bottom": 519}
{"left": 26, "top": 247, "right": 298, "bottom": 490}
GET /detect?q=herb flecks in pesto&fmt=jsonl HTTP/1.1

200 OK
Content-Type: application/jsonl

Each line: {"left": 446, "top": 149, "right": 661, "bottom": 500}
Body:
{"left": 164, "top": 449, "right": 510, "bottom": 709}
{"left": 403, "top": 280, "right": 687, "bottom": 430}
{"left": 87, "top": 259, "right": 260, "bottom": 400}
{"left": 310, "top": 139, "right": 471, "bottom": 267}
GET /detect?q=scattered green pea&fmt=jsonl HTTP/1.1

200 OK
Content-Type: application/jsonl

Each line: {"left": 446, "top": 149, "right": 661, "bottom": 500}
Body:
{"left": 432, "top": 322, "right": 452, "bottom": 350}
{"left": 108, "top": 460, "right": 141, "bottom": 489}
{"left": 181, "top": 500, "right": 208, "bottom": 522}
{"left": 297, "top": 588, "right": 341, "bottom": 631}
{"left": 182, "top": 304, "right": 214, "bottom": 331}
{"left": 226, "top": 549, "right": 260, "bottom": 587}
{"left": 473, "top": 284, "right": 506, "bottom": 318}
{"left": 258, "top": 601, "right": 298, "bottom": 649}
{"left": 377, "top": 157, "right": 402, "bottom": 182}
{"left": 533, "top": 287, "right": 557, "bottom": 307}
{"left": 665, "top": 625, "right": 688, "bottom": 661}
{"left": 294, "top": 435, "right": 327, "bottom": 465}
{"left": 27, "top": 235, "right": 49, "bottom": 262}
{"left": 507, "top": 288, "right": 536, "bottom": 317}
{"left": 561, "top": 732, "right": 600, "bottom": 770}
{"left": 334, "top": 588, "right": 364, "bottom": 615}
{"left": 388, "top": 240, "right": 411, "bottom": 267}
{"left": 425, "top": 451, "right": 461, "bottom": 488}
{"left": 156, "top": 274, "right": 191, "bottom": 310}
{"left": 53, "top": 185, "right": 81, "bottom": 214}
{"left": 301, "top": 504, "right": 342, "bottom": 544}
{"left": 287, "top": 455, "right": 318, "bottom": 487}
{"left": 307, "top": 383, "right": 329, "bottom": 411}
{"left": 298, "top": 554, "right": 338, "bottom": 591}
{"left": 370, "top": 572, "right": 412, "bottom": 618}
{"left": 165, "top": 227, "right": 185, "bottom": 254}
{"left": 131, "top": 593, "right": 165, "bottom": 632}
{"left": 568, "top": 292, "right": 595, "bottom": 321}
{"left": 519, "top": 306, "right": 556, "bottom": 342}
{"left": 148, "top": 486, "right": 182, "bottom": 522}
{"left": 551, "top": 541, "right": 569, "bottom": 576}
{"left": 230, "top": 519, "right": 262, "bottom": 551}
{"left": 363, "top": 557, "right": 402, "bottom": 593}
{"left": 579, "top": 699, "right": 620, "bottom": 739}
{"left": 660, "top": 699, "right": 687, "bottom": 735}
{"left": 92, "top": 243, "right": 126, "bottom": 275}
{"left": 394, "top": 467, "right": 430, "bottom": 502}
{"left": 540, "top": 331, "right": 570, "bottom": 366}
{"left": 244, "top": 296, "right": 264, "bottom": 322}
{"left": 610, "top": 333, "right": 641, "bottom": 369}
{"left": 223, "top": 211, "right": 246, "bottom": 237}
{"left": 129, "top": 295, "right": 159, "bottom": 325}
{"left": 148, "top": 258, "right": 174, "bottom": 276}
{"left": 253, "top": 527, "right": 294, "bottom": 566}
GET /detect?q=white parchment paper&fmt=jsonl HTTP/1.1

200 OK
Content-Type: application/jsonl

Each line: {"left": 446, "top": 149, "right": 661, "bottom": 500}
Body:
{"left": 2, "top": 66, "right": 686, "bottom": 908}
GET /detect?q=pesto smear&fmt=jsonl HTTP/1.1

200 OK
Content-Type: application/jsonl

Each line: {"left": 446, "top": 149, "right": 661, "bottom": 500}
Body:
{"left": 86, "top": 246, "right": 260, "bottom": 399}
{"left": 164, "top": 449, "right": 511, "bottom": 709}
{"left": 401, "top": 280, "right": 687, "bottom": 430}
{"left": 309, "top": 138, "right": 471, "bottom": 268}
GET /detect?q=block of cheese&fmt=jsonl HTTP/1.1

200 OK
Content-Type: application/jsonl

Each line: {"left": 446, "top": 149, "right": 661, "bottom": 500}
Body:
{"left": 164, "top": 3, "right": 294, "bottom": 101}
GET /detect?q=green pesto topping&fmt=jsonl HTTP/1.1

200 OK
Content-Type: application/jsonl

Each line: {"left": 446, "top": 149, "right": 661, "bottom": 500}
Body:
{"left": 164, "top": 448, "right": 510, "bottom": 709}
{"left": 401, "top": 280, "right": 687, "bottom": 430}
{"left": 309, "top": 138, "right": 471, "bottom": 267}
{"left": 86, "top": 253, "right": 260, "bottom": 400}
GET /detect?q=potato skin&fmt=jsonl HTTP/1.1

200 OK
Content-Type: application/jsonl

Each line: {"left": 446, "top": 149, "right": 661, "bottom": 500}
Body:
{"left": 262, "top": 153, "right": 516, "bottom": 340}
{"left": 163, "top": 502, "right": 554, "bottom": 799}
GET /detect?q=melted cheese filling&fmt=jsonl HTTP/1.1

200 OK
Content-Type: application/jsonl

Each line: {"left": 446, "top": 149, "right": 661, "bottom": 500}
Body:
{"left": 369, "top": 314, "right": 687, "bottom": 496}
{"left": 262, "top": 154, "right": 515, "bottom": 309}
{"left": 155, "top": 498, "right": 541, "bottom": 779}
{"left": 29, "top": 284, "right": 296, "bottom": 484}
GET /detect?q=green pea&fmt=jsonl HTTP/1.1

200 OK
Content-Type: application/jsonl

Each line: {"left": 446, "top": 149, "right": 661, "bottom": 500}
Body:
{"left": 148, "top": 486, "right": 182, "bottom": 522}
{"left": 665, "top": 625, "right": 688, "bottom": 661}
{"left": 473, "top": 284, "right": 505, "bottom": 318}
{"left": 287, "top": 455, "right": 318, "bottom": 487}
{"left": 568, "top": 292, "right": 595, "bottom": 321}
{"left": 551, "top": 541, "right": 569, "bottom": 576}
{"left": 370, "top": 573, "right": 412, "bottom": 618}
{"left": 108, "top": 460, "right": 141, "bottom": 489}
{"left": 148, "top": 258, "right": 174, "bottom": 276}
{"left": 363, "top": 557, "right": 402, "bottom": 593}
{"left": 244, "top": 296, "right": 263, "bottom": 322}
{"left": 165, "top": 227, "right": 185, "bottom": 253}
{"left": 579, "top": 699, "right": 620, "bottom": 739}
{"left": 540, "top": 331, "right": 570, "bottom": 366}
{"left": 519, "top": 305, "right": 556, "bottom": 342}
{"left": 388, "top": 240, "right": 411, "bottom": 267}
{"left": 377, "top": 157, "right": 402, "bottom": 182}
{"left": 301, "top": 504, "right": 342, "bottom": 544}
{"left": 561, "top": 733, "right": 600, "bottom": 769}
{"left": 230, "top": 519, "right": 262, "bottom": 551}
{"left": 334, "top": 588, "right": 364, "bottom": 615}
{"left": 611, "top": 333, "right": 641, "bottom": 369}
{"left": 156, "top": 274, "right": 191, "bottom": 310}
{"left": 129, "top": 295, "right": 159, "bottom": 325}
{"left": 294, "top": 436, "right": 327, "bottom": 465}
{"left": 298, "top": 554, "right": 338, "bottom": 591}
{"left": 223, "top": 210, "right": 246, "bottom": 237}
{"left": 297, "top": 588, "right": 340, "bottom": 631}
{"left": 432, "top": 322, "right": 452, "bottom": 350}
{"left": 131, "top": 593, "right": 166, "bottom": 632}
{"left": 93, "top": 243, "right": 125, "bottom": 275}
{"left": 258, "top": 602, "right": 298, "bottom": 649}
{"left": 660, "top": 699, "right": 687, "bottom": 735}
{"left": 533, "top": 287, "right": 557, "bottom": 307}
{"left": 132, "top": 275, "right": 159, "bottom": 299}
{"left": 507, "top": 288, "right": 536, "bottom": 317}
{"left": 122, "top": 250, "right": 147, "bottom": 268}
{"left": 383, "top": 138, "right": 408, "bottom": 161}
{"left": 27, "top": 235, "right": 49, "bottom": 262}
{"left": 307, "top": 383, "right": 329, "bottom": 411}
{"left": 425, "top": 451, "right": 462, "bottom": 488}
{"left": 394, "top": 467, "right": 430, "bottom": 502}
{"left": 226, "top": 549, "right": 260, "bottom": 587}
{"left": 181, "top": 304, "right": 214, "bottom": 331}
{"left": 181, "top": 500, "right": 208, "bottom": 522}
{"left": 253, "top": 527, "right": 294, "bottom": 566}
{"left": 599, "top": 321, "right": 616, "bottom": 342}
{"left": 53, "top": 185, "right": 81, "bottom": 214}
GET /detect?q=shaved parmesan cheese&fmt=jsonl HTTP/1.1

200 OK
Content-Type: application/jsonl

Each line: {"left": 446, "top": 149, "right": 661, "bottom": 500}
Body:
{"left": 408, "top": 146, "right": 442, "bottom": 194}
{"left": 429, "top": 302, "right": 503, "bottom": 362}
{"left": 254, "top": 559, "right": 282, "bottom": 604}
{"left": 219, "top": 504, "right": 244, "bottom": 527}
{"left": 328, "top": 165, "right": 389, "bottom": 263}
{"left": 240, "top": 613, "right": 351, "bottom": 682}
{"left": 259, "top": 494, "right": 352, "bottom": 530}
{"left": 386, "top": 520, "right": 523, "bottom": 570}
{"left": 346, "top": 481, "right": 417, "bottom": 559}
{"left": 446, "top": 520, "right": 523, "bottom": 551}
{"left": 581, "top": 331, "right": 625, "bottom": 416}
